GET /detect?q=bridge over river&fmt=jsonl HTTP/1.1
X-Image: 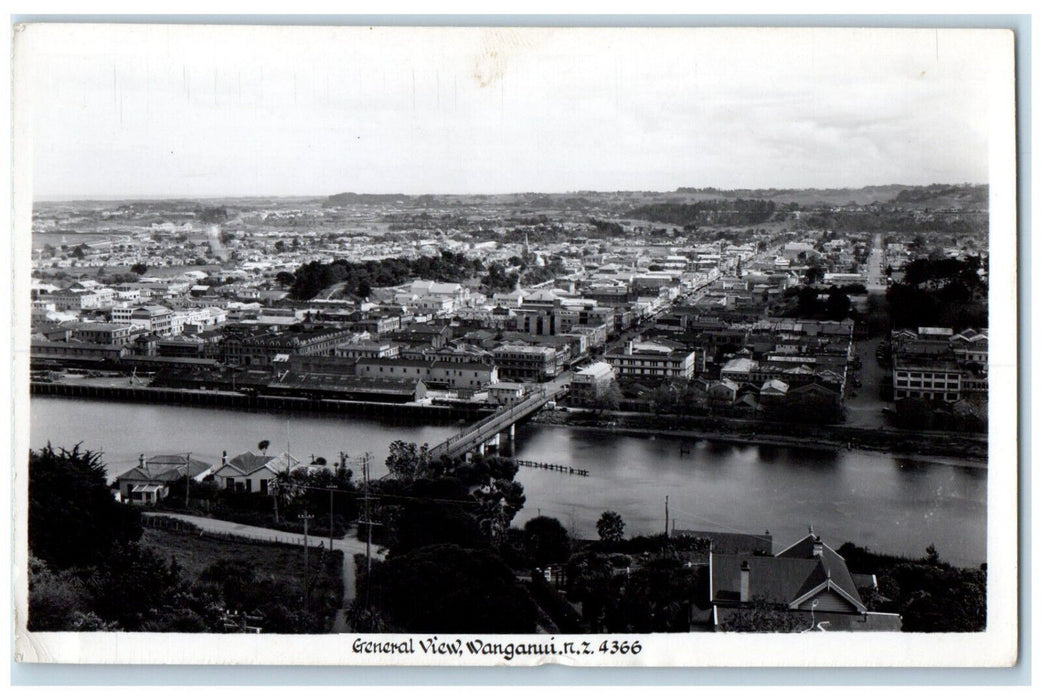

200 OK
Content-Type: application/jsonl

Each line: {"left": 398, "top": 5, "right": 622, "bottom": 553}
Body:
{"left": 429, "top": 377, "right": 570, "bottom": 461}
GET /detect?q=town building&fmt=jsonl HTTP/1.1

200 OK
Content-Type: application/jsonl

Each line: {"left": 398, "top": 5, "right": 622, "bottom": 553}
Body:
{"left": 569, "top": 361, "right": 617, "bottom": 406}
{"left": 486, "top": 381, "right": 527, "bottom": 405}
{"left": 493, "top": 343, "right": 559, "bottom": 382}
{"left": 604, "top": 340, "right": 696, "bottom": 382}
{"left": 891, "top": 327, "right": 988, "bottom": 403}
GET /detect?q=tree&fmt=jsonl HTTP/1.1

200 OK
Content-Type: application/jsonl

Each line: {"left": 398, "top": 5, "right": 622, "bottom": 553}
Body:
{"left": 199, "top": 559, "right": 256, "bottom": 611}
{"left": 565, "top": 551, "right": 617, "bottom": 630}
{"left": 597, "top": 511, "right": 626, "bottom": 544}
{"left": 274, "top": 271, "right": 294, "bottom": 287}
{"left": 385, "top": 441, "right": 430, "bottom": 481}
{"left": 523, "top": 516, "right": 571, "bottom": 568}
{"left": 27, "top": 556, "right": 95, "bottom": 631}
{"left": 804, "top": 264, "right": 825, "bottom": 285}
{"left": 130, "top": 263, "right": 149, "bottom": 275}
{"left": 85, "top": 543, "right": 196, "bottom": 631}
{"left": 366, "top": 544, "right": 537, "bottom": 633}
{"left": 594, "top": 383, "right": 623, "bottom": 414}
{"left": 825, "top": 287, "right": 851, "bottom": 321}
{"left": 258, "top": 440, "right": 270, "bottom": 455}
{"left": 29, "top": 444, "right": 142, "bottom": 570}
{"left": 606, "top": 556, "right": 700, "bottom": 633}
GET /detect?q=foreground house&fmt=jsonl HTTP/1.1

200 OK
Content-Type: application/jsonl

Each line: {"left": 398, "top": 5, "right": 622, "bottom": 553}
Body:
{"left": 709, "top": 532, "right": 902, "bottom": 631}
{"left": 212, "top": 451, "right": 302, "bottom": 494}
{"left": 115, "top": 454, "right": 214, "bottom": 505}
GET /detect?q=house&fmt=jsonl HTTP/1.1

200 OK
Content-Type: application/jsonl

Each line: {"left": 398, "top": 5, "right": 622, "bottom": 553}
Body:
{"left": 707, "top": 379, "right": 739, "bottom": 406}
{"left": 487, "top": 381, "right": 527, "bottom": 405}
{"left": 709, "top": 532, "right": 902, "bottom": 632}
{"left": 759, "top": 379, "right": 789, "bottom": 406}
{"left": 211, "top": 451, "right": 301, "bottom": 494}
{"left": 115, "top": 454, "right": 214, "bottom": 505}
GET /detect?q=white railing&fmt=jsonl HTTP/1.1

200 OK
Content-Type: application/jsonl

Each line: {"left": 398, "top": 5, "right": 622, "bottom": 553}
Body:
{"left": 431, "top": 388, "right": 554, "bottom": 456}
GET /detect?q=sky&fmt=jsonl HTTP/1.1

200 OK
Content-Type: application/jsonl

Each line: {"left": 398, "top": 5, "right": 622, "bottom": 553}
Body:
{"left": 14, "top": 24, "right": 1011, "bottom": 199}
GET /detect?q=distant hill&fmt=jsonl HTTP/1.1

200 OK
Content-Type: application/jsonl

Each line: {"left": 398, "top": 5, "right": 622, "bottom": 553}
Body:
{"left": 323, "top": 184, "right": 987, "bottom": 211}
{"left": 891, "top": 184, "right": 988, "bottom": 208}
{"left": 672, "top": 184, "right": 986, "bottom": 208}
{"left": 325, "top": 192, "right": 417, "bottom": 206}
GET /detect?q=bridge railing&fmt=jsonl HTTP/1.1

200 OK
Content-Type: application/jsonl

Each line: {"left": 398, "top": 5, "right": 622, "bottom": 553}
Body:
{"left": 430, "top": 388, "right": 553, "bottom": 457}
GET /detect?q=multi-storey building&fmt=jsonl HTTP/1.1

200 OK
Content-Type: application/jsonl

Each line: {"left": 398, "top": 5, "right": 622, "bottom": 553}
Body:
{"left": 65, "top": 321, "right": 141, "bottom": 346}
{"left": 492, "top": 344, "right": 559, "bottom": 382}
{"left": 353, "top": 356, "right": 497, "bottom": 390}
{"left": 222, "top": 326, "right": 356, "bottom": 369}
{"left": 604, "top": 340, "right": 696, "bottom": 382}
{"left": 569, "top": 361, "right": 617, "bottom": 406}
{"left": 891, "top": 327, "right": 988, "bottom": 403}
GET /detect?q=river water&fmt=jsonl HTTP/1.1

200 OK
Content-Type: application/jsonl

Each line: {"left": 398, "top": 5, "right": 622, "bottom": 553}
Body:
{"left": 28, "top": 398, "right": 987, "bottom": 567}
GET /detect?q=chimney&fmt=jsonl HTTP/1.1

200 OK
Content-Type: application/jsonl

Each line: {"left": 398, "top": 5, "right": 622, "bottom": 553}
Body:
{"left": 138, "top": 454, "right": 145, "bottom": 469}
{"left": 221, "top": 450, "right": 227, "bottom": 466}
{"left": 625, "top": 340, "right": 634, "bottom": 355}
{"left": 812, "top": 535, "right": 823, "bottom": 558}
{"left": 739, "top": 561, "right": 750, "bottom": 602}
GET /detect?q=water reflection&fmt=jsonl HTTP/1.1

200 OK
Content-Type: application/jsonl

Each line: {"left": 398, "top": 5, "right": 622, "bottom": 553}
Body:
{"left": 31, "top": 399, "right": 988, "bottom": 568}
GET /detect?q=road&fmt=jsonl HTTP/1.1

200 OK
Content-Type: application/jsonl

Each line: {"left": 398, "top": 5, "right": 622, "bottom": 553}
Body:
{"left": 843, "top": 332, "right": 892, "bottom": 428}
{"left": 157, "top": 512, "right": 374, "bottom": 632}
{"left": 866, "top": 232, "right": 888, "bottom": 292}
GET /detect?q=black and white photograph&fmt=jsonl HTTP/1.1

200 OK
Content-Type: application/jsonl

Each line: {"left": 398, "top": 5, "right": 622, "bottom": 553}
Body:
{"left": 9, "top": 21, "right": 1019, "bottom": 667}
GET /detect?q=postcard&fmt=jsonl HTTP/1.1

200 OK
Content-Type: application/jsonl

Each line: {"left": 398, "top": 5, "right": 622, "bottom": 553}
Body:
{"left": 10, "top": 22, "right": 1018, "bottom": 667}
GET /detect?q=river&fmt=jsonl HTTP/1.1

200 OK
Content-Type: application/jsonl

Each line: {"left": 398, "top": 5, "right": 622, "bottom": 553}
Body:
{"left": 28, "top": 397, "right": 987, "bottom": 567}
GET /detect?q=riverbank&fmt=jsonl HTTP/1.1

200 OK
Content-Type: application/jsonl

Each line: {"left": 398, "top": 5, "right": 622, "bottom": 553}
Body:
{"left": 30, "top": 380, "right": 493, "bottom": 423}
{"left": 531, "top": 409, "right": 988, "bottom": 465}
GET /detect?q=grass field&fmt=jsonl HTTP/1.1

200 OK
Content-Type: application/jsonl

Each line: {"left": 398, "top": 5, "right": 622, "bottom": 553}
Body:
{"left": 141, "top": 527, "right": 343, "bottom": 628}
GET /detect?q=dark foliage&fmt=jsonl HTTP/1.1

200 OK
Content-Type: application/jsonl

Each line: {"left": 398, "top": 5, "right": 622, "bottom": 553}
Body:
{"left": 195, "top": 206, "right": 229, "bottom": 223}
{"left": 84, "top": 543, "right": 201, "bottom": 631}
{"left": 837, "top": 542, "right": 986, "bottom": 632}
{"left": 523, "top": 516, "right": 571, "bottom": 567}
{"left": 288, "top": 251, "right": 483, "bottom": 300}
{"left": 372, "top": 449, "right": 526, "bottom": 555}
{"left": 630, "top": 199, "right": 777, "bottom": 227}
{"left": 565, "top": 550, "right": 619, "bottom": 630}
{"left": 29, "top": 444, "right": 142, "bottom": 570}
{"left": 364, "top": 544, "right": 538, "bottom": 633}
{"left": 596, "top": 511, "right": 626, "bottom": 543}
{"left": 605, "top": 556, "right": 699, "bottom": 633}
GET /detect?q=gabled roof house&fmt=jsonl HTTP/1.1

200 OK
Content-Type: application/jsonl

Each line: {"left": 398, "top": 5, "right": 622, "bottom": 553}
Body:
{"left": 710, "top": 532, "right": 902, "bottom": 632}
{"left": 211, "top": 450, "right": 301, "bottom": 494}
{"left": 115, "top": 454, "right": 214, "bottom": 504}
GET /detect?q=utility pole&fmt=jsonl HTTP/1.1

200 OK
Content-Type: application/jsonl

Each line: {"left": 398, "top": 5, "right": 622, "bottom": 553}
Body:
{"left": 356, "top": 453, "right": 379, "bottom": 608}
{"left": 664, "top": 495, "right": 670, "bottom": 539}
{"left": 329, "top": 488, "right": 334, "bottom": 552}
{"left": 298, "top": 510, "right": 314, "bottom": 612}
{"left": 184, "top": 452, "right": 191, "bottom": 509}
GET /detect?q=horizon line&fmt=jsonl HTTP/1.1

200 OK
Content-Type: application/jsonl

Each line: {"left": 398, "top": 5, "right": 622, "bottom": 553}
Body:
{"left": 32, "top": 182, "right": 989, "bottom": 204}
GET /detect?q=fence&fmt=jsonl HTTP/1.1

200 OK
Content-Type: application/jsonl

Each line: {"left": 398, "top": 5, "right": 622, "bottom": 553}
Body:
{"left": 143, "top": 513, "right": 326, "bottom": 550}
